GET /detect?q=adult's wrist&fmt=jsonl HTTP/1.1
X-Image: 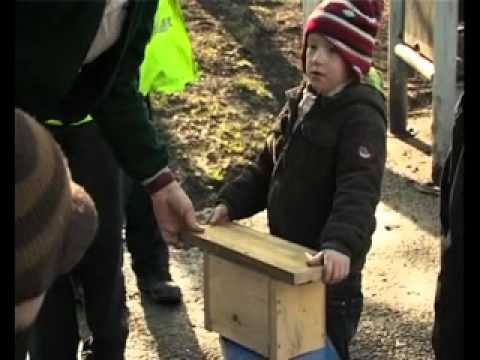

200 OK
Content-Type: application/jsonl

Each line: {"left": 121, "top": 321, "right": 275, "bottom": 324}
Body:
{"left": 143, "top": 168, "right": 176, "bottom": 195}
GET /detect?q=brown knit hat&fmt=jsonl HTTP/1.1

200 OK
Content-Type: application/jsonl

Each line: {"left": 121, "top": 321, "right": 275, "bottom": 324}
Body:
{"left": 15, "top": 108, "right": 98, "bottom": 305}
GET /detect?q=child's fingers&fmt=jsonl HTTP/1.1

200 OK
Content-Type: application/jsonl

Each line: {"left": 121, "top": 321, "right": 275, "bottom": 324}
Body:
{"left": 331, "top": 262, "right": 342, "bottom": 284}
{"left": 196, "top": 208, "right": 214, "bottom": 225}
{"left": 332, "top": 262, "right": 350, "bottom": 283}
{"left": 208, "top": 211, "right": 219, "bottom": 224}
{"left": 331, "top": 262, "right": 338, "bottom": 282}
{"left": 322, "top": 256, "right": 334, "bottom": 283}
{"left": 208, "top": 208, "right": 223, "bottom": 224}
{"left": 208, "top": 205, "right": 230, "bottom": 225}
{"left": 323, "top": 257, "right": 349, "bottom": 284}
{"left": 305, "top": 252, "right": 323, "bottom": 266}
{"left": 342, "top": 262, "right": 350, "bottom": 280}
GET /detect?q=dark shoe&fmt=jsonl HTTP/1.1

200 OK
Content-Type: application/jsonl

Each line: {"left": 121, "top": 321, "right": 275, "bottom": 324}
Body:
{"left": 137, "top": 276, "right": 182, "bottom": 305}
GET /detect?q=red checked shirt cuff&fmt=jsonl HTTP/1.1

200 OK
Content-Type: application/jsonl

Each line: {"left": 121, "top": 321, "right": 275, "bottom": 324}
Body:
{"left": 143, "top": 168, "right": 176, "bottom": 195}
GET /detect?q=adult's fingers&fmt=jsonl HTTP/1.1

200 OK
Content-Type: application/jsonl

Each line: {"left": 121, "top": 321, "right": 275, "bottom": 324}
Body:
{"left": 184, "top": 206, "right": 204, "bottom": 233}
{"left": 161, "top": 230, "right": 182, "bottom": 248}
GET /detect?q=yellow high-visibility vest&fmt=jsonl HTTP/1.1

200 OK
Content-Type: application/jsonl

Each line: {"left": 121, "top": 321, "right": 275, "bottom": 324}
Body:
{"left": 45, "top": 114, "right": 93, "bottom": 127}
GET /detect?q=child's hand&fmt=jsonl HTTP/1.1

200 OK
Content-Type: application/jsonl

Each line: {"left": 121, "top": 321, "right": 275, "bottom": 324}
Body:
{"left": 208, "top": 204, "right": 231, "bottom": 225}
{"left": 305, "top": 249, "right": 350, "bottom": 284}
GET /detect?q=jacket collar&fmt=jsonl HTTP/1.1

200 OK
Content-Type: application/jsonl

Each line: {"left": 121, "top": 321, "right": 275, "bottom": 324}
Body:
{"left": 284, "top": 80, "right": 386, "bottom": 124}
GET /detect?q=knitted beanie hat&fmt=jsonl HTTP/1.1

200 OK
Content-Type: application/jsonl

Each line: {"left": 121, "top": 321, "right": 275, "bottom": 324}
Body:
{"left": 302, "top": 0, "right": 384, "bottom": 78}
{"left": 15, "top": 108, "right": 98, "bottom": 305}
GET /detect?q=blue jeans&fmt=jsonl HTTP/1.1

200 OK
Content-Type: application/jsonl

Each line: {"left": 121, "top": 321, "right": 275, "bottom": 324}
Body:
{"left": 220, "top": 294, "right": 363, "bottom": 360}
{"left": 326, "top": 295, "right": 363, "bottom": 360}
{"left": 221, "top": 337, "right": 341, "bottom": 360}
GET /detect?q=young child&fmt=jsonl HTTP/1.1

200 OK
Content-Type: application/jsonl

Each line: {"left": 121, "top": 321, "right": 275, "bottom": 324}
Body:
{"left": 209, "top": 1, "right": 386, "bottom": 358}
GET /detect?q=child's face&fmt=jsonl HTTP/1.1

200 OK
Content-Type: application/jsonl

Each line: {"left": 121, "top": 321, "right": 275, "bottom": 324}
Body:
{"left": 305, "top": 33, "right": 351, "bottom": 95}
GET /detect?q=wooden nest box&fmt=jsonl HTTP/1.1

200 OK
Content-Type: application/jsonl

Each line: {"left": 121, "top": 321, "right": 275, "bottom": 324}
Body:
{"left": 191, "top": 223, "right": 326, "bottom": 359}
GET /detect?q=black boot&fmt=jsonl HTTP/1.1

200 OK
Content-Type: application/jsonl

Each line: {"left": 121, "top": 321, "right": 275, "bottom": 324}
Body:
{"left": 136, "top": 274, "right": 182, "bottom": 305}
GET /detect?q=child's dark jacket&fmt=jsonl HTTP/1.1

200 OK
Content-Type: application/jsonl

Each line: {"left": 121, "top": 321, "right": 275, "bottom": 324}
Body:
{"left": 218, "top": 81, "right": 387, "bottom": 290}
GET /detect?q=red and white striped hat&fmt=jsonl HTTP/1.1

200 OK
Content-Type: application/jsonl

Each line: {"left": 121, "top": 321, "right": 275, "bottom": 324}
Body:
{"left": 302, "top": 0, "right": 384, "bottom": 78}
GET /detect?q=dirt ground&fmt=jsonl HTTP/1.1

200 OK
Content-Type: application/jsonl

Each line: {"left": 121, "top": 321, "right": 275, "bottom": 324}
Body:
{"left": 124, "top": 1, "right": 441, "bottom": 359}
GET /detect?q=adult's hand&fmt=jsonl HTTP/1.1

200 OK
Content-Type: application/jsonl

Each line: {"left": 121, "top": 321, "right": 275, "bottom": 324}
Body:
{"left": 150, "top": 180, "right": 204, "bottom": 246}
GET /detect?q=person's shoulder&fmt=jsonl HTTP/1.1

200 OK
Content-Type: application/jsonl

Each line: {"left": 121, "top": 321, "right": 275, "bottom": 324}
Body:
{"left": 342, "top": 82, "right": 385, "bottom": 105}
{"left": 339, "top": 83, "right": 386, "bottom": 125}
{"left": 327, "top": 85, "right": 387, "bottom": 139}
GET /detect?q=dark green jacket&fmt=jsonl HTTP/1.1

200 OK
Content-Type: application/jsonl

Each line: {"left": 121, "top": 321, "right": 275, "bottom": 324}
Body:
{"left": 219, "top": 82, "right": 387, "bottom": 276}
{"left": 15, "top": 0, "right": 168, "bottom": 181}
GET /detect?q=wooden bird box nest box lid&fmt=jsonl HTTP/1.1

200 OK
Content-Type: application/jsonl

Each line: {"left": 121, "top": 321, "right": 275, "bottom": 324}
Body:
{"left": 191, "top": 223, "right": 326, "bottom": 359}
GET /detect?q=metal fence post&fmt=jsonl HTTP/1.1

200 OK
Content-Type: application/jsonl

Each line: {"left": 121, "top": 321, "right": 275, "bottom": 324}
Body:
{"left": 388, "top": 0, "right": 408, "bottom": 136}
{"left": 432, "top": 0, "right": 459, "bottom": 184}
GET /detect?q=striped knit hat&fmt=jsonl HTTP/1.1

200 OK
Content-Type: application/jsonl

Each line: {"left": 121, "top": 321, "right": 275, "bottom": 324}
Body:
{"left": 15, "top": 108, "right": 97, "bottom": 305}
{"left": 302, "top": 0, "right": 384, "bottom": 78}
